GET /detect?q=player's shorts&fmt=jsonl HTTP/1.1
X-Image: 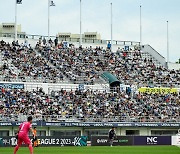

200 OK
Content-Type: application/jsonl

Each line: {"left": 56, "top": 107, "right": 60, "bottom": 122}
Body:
{"left": 18, "top": 134, "right": 31, "bottom": 145}
{"left": 33, "top": 136, "right": 37, "bottom": 142}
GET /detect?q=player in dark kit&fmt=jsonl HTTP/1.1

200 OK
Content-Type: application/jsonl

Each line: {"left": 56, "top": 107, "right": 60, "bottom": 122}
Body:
{"left": 108, "top": 127, "right": 116, "bottom": 147}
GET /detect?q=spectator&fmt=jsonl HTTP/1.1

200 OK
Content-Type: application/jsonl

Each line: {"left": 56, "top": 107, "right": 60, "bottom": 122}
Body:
{"left": 54, "top": 37, "right": 58, "bottom": 47}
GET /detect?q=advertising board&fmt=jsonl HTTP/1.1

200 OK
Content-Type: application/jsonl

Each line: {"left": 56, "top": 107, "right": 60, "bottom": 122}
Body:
{"left": 91, "top": 136, "right": 133, "bottom": 146}
{"left": 0, "top": 136, "right": 87, "bottom": 147}
{"left": 172, "top": 136, "right": 180, "bottom": 146}
{"left": 134, "top": 136, "right": 171, "bottom": 145}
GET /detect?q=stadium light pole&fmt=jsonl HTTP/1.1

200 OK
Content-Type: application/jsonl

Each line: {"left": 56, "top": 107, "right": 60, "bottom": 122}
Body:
{"left": 15, "top": 0, "right": 22, "bottom": 41}
{"left": 167, "top": 21, "right": 169, "bottom": 64}
{"left": 15, "top": 0, "right": 17, "bottom": 41}
{"left": 80, "top": 0, "right": 82, "bottom": 46}
{"left": 48, "top": 0, "right": 50, "bottom": 41}
{"left": 48, "top": 1, "right": 55, "bottom": 42}
{"left": 140, "top": 5, "right": 142, "bottom": 45}
{"left": 111, "top": 2, "right": 113, "bottom": 51}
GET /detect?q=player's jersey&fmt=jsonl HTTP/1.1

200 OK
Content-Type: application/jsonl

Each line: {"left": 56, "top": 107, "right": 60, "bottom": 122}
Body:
{"left": 33, "top": 129, "right": 37, "bottom": 136}
{"left": 19, "top": 122, "right": 32, "bottom": 136}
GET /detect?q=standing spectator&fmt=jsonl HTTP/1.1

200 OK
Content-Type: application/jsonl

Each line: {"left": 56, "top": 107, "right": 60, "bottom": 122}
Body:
{"left": 49, "top": 38, "right": 53, "bottom": 45}
{"left": 54, "top": 37, "right": 58, "bottom": 47}
{"left": 107, "top": 41, "right": 111, "bottom": 50}
{"left": 126, "top": 86, "right": 132, "bottom": 96}
{"left": 39, "top": 37, "right": 42, "bottom": 45}
{"left": 43, "top": 38, "right": 46, "bottom": 46}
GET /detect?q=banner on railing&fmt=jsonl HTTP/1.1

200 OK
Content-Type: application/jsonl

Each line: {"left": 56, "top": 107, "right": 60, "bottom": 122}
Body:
{"left": 0, "top": 136, "right": 87, "bottom": 147}
{"left": 0, "top": 83, "right": 24, "bottom": 89}
{"left": 138, "top": 87, "right": 177, "bottom": 94}
{"left": 0, "top": 122, "right": 179, "bottom": 127}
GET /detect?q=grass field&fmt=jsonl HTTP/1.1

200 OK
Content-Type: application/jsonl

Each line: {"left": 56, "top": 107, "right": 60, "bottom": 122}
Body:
{"left": 1, "top": 146, "right": 180, "bottom": 154}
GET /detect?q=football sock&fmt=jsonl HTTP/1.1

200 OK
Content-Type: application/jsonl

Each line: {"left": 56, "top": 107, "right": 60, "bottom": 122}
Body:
{"left": 29, "top": 144, "right": 33, "bottom": 154}
{"left": 14, "top": 145, "right": 19, "bottom": 154}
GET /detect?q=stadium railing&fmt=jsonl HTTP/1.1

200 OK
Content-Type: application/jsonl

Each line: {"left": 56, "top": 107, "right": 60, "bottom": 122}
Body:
{"left": 0, "top": 115, "right": 179, "bottom": 123}
{"left": 0, "top": 32, "right": 140, "bottom": 47}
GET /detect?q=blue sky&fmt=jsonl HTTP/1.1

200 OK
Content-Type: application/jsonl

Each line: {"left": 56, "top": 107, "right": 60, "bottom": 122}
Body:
{"left": 0, "top": 0, "right": 180, "bottom": 62}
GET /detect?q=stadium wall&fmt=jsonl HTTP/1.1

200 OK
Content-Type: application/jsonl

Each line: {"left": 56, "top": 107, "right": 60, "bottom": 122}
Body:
{"left": 141, "top": 45, "right": 166, "bottom": 67}
{"left": 0, "top": 126, "right": 179, "bottom": 137}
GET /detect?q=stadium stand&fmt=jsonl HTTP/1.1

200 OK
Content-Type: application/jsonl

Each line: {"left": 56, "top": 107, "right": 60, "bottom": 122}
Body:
{"left": 0, "top": 87, "right": 179, "bottom": 122}
{"left": 0, "top": 39, "right": 179, "bottom": 123}
{"left": 0, "top": 40, "right": 65, "bottom": 83}
{"left": 1, "top": 40, "right": 179, "bottom": 88}
{"left": 35, "top": 41, "right": 180, "bottom": 88}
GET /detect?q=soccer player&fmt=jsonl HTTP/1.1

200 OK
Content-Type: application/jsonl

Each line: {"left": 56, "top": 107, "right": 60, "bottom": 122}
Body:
{"left": 32, "top": 127, "right": 38, "bottom": 147}
{"left": 108, "top": 127, "right": 116, "bottom": 147}
{"left": 14, "top": 116, "right": 34, "bottom": 154}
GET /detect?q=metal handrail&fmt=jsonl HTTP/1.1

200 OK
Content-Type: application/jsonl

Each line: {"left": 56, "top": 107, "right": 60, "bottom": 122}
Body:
{"left": 0, "top": 32, "right": 140, "bottom": 46}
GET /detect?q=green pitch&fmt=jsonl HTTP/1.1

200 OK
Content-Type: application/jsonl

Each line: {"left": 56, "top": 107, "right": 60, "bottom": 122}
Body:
{"left": 1, "top": 146, "right": 179, "bottom": 154}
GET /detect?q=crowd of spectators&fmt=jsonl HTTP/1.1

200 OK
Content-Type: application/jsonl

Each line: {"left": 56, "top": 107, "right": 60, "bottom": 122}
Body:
{"left": 111, "top": 49, "right": 180, "bottom": 87}
{"left": 0, "top": 88, "right": 179, "bottom": 122}
{"left": 0, "top": 39, "right": 179, "bottom": 123}
{"left": 36, "top": 41, "right": 180, "bottom": 87}
{"left": 0, "top": 39, "right": 179, "bottom": 87}
{"left": 37, "top": 44, "right": 104, "bottom": 84}
{"left": 0, "top": 40, "right": 64, "bottom": 83}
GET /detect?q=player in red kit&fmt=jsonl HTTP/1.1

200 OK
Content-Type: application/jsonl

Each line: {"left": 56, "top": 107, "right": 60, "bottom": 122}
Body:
{"left": 14, "top": 116, "right": 34, "bottom": 154}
